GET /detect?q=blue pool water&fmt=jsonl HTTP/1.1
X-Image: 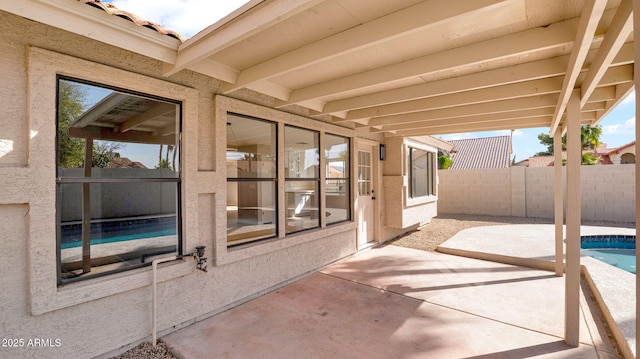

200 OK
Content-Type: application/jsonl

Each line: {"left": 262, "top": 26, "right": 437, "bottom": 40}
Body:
{"left": 60, "top": 216, "right": 177, "bottom": 249}
{"left": 580, "top": 235, "right": 636, "bottom": 274}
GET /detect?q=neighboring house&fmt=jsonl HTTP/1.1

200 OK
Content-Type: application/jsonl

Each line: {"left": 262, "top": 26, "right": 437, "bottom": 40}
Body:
{"left": 603, "top": 141, "right": 636, "bottom": 164}
{"left": 516, "top": 142, "right": 635, "bottom": 167}
{"left": 447, "top": 136, "right": 512, "bottom": 169}
{"left": 0, "top": 0, "right": 634, "bottom": 357}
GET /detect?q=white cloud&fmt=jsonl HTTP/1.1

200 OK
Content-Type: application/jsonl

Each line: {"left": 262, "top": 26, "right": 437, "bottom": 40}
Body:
{"left": 109, "top": 0, "right": 252, "bottom": 37}
{"left": 603, "top": 117, "right": 635, "bottom": 135}
{"left": 493, "top": 129, "right": 525, "bottom": 138}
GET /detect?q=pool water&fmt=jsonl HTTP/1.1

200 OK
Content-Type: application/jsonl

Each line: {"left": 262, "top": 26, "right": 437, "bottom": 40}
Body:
{"left": 580, "top": 235, "right": 636, "bottom": 274}
{"left": 581, "top": 249, "right": 636, "bottom": 274}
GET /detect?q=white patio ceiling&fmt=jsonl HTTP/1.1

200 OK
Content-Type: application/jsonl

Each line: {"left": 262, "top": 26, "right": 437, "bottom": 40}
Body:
{"left": 165, "top": 0, "right": 633, "bottom": 137}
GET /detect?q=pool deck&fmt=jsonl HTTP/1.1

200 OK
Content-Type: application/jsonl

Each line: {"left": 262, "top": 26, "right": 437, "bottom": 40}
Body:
{"left": 163, "top": 243, "right": 620, "bottom": 358}
{"left": 438, "top": 224, "right": 636, "bottom": 358}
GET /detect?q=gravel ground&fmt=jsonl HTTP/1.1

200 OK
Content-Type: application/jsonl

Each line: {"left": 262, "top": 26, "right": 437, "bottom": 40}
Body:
{"left": 111, "top": 214, "right": 634, "bottom": 358}
{"left": 388, "top": 213, "right": 634, "bottom": 252}
{"left": 111, "top": 341, "right": 176, "bottom": 359}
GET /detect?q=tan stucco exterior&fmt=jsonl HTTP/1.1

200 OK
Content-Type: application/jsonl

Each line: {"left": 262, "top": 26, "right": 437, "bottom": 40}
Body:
{"left": 0, "top": 12, "right": 441, "bottom": 358}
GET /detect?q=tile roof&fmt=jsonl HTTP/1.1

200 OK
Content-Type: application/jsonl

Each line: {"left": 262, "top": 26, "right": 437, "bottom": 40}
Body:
{"left": 79, "top": 0, "right": 186, "bottom": 42}
{"left": 605, "top": 140, "right": 636, "bottom": 155}
{"left": 448, "top": 135, "right": 511, "bottom": 170}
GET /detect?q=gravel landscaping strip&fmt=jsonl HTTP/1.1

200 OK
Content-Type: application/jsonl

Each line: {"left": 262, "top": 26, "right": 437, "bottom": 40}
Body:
{"left": 110, "top": 341, "right": 176, "bottom": 359}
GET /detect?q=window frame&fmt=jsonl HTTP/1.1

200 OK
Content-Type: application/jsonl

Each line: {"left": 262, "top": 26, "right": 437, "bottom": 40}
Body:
{"left": 408, "top": 147, "right": 436, "bottom": 199}
{"left": 27, "top": 47, "right": 199, "bottom": 315}
{"left": 226, "top": 113, "right": 279, "bottom": 247}
{"left": 215, "top": 96, "right": 357, "bottom": 266}
{"left": 55, "top": 76, "right": 184, "bottom": 285}
{"left": 284, "top": 124, "right": 321, "bottom": 234}
{"left": 324, "top": 134, "right": 351, "bottom": 225}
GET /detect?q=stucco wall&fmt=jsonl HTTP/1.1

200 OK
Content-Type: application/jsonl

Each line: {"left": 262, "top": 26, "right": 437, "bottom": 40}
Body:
{"left": 0, "top": 12, "right": 358, "bottom": 359}
{"left": 438, "top": 165, "right": 635, "bottom": 222}
{"left": 382, "top": 137, "right": 439, "bottom": 232}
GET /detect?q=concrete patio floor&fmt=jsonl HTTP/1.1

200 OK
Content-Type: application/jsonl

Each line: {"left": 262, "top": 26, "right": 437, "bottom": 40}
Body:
{"left": 163, "top": 245, "right": 620, "bottom": 358}
{"left": 438, "top": 224, "right": 635, "bottom": 358}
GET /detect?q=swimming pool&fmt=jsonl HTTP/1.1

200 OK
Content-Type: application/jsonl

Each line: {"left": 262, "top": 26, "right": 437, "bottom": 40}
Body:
{"left": 580, "top": 235, "right": 636, "bottom": 274}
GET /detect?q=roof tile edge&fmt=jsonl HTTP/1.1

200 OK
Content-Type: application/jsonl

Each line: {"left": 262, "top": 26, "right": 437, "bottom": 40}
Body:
{"left": 78, "top": 0, "right": 186, "bottom": 42}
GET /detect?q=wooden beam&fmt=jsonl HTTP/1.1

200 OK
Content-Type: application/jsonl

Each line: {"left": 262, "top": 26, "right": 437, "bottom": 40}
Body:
{"left": 372, "top": 108, "right": 554, "bottom": 132}
{"left": 82, "top": 138, "right": 93, "bottom": 274}
{"left": 346, "top": 77, "right": 563, "bottom": 121}
{"left": 390, "top": 117, "right": 553, "bottom": 136}
{"left": 327, "top": 42, "right": 632, "bottom": 118}
{"left": 71, "top": 93, "right": 129, "bottom": 128}
{"left": 69, "top": 126, "right": 176, "bottom": 145}
{"left": 366, "top": 95, "right": 558, "bottom": 127}
{"left": 324, "top": 57, "right": 568, "bottom": 116}
{"left": 279, "top": 17, "right": 579, "bottom": 106}
{"left": 549, "top": 0, "right": 607, "bottom": 135}
{"left": 564, "top": 90, "right": 581, "bottom": 347}
{"left": 221, "top": 0, "right": 513, "bottom": 93}
{"left": 164, "top": 0, "right": 324, "bottom": 76}
{"left": 116, "top": 103, "right": 176, "bottom": 133}
{"left": 580, "top": 0, "right": 633, "bottom": 107}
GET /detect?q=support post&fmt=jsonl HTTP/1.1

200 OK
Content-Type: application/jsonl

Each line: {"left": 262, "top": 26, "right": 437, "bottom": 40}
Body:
{"left": 82, "top": 138, "right": 93, "bottom": 274}
{"left": 633, "top": 0, "right": 640, "bottom": 354}
{"left": 553, "top": 128, "right": 564, "bottom": 277}
{"left": 564, "top": 91, "right": 581, "bottom": 346}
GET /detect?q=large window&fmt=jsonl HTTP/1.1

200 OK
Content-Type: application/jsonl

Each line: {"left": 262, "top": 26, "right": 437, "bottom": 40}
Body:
{"left": 325, "top": 134, "right": 350, "bottom": 224}
{"left": 226, "top": 114, "right": 277, "bottom": 245}
{"left": 56, "top": 77, "right": 181, "bottom": 284}
{"left": 285, "top": 126, "right": 320, "bottom": 233}
{"left": 409, "top": 147, "right": 435, "bottom": 198}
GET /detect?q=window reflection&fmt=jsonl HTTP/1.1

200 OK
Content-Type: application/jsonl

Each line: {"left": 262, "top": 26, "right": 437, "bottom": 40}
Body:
{"left": 56, "top": 78, "right": 181, "bottom": 283}
{"left": 325, "top": 134, "right": 350, "bottom": 224}
{"left": 285, "top": 126, "right": 320, "bottom": 233}
{"left": 226, "top": 114, "right": 277, "bottom": 245}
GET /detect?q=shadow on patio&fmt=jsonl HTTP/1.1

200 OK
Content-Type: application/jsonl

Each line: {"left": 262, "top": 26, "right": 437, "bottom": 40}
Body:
{"left": 163, "top": 245, "right": 618, "bottom": 358}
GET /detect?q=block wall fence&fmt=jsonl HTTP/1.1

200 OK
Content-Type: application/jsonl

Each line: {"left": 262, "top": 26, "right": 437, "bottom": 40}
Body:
{"left": 438, "top": 165, "right": 635, "bottom": 223}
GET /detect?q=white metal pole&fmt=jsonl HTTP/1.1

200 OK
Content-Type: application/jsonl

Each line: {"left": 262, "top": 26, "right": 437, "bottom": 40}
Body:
{"left": 152, "top": 256, "right": 177, "bottom": 346}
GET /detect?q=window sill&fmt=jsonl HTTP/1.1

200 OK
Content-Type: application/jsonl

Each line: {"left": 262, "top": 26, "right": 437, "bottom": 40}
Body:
{"left": 219, "top": 221, "right": 357, "bottom": 266}
{"left": 406, "top": 195, "right": 437, "bottom": 208}
{"left": 31, "top": 258, "right": 195, "bottom": 315}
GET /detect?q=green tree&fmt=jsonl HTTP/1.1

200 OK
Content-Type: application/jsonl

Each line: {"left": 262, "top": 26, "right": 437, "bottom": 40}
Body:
{"left": 438, "top": 155, "right": 452, "bottom": 170}
{"left": 57, "top": 81, "right": 87, "bottom": 167}
{"left": 57, "top": 80, "right": 121, "bottom": 168}
{"left": 581, "top": 125, "right": 602, "bottom": 150}
{"left": 535, "top": 125, "right": 602, "bottom": 155}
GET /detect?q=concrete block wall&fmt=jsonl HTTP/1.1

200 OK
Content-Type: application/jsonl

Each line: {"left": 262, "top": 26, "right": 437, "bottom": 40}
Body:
{"left": 439, "top": 165, "right": 635, "bottom": 222}
{"left": 438, "top": 168, "right": 512, "bottom": 216}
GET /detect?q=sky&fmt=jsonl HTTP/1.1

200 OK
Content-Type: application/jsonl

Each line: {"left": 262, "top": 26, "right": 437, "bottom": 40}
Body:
{"left": 103, "top": 0, "right": 637, "bottom": 163}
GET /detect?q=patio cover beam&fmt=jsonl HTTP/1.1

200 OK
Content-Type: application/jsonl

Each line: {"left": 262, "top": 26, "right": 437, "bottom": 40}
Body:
{"left": 564, "top": 90, "right": 582, "bottom": 347}
{"left": 365, "top": 95, "right": 559, "bottom": 127}
{"left": 276, "top": 16, "right": 580, "bottom": 106}
{"left": 344, "top": 77, "right": 564, "bottom": 121}
{"left": 549, "top": 0, "right": 608, "bottom": 136}
{"left": 163, "top": 0, "right": 323, "bottom": 77}
{"left": 580, "top": 0, "right": 633, "bottom": 108}
{"left": 220, "top": 0, "right": 513, "bottom": 94}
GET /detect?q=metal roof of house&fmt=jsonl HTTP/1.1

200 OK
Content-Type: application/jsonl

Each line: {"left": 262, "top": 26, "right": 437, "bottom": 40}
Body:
{"left": 448, "top": 136, "right": 512, "bottom": 169}
{"left": 4, "top": 0, "right": 634, "bottom": 139}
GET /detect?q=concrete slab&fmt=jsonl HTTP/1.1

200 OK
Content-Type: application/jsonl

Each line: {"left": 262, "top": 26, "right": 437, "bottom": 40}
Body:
{"left": 164, "top": 245, "right": 618, "bottom": 358}
{"left": 438, "top": 224, "right": 634, "bottom": 358}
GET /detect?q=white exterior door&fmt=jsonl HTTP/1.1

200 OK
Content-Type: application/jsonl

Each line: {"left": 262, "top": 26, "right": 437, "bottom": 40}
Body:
{"left": 357, "top": 146, "right": 375, "bottom": 247}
